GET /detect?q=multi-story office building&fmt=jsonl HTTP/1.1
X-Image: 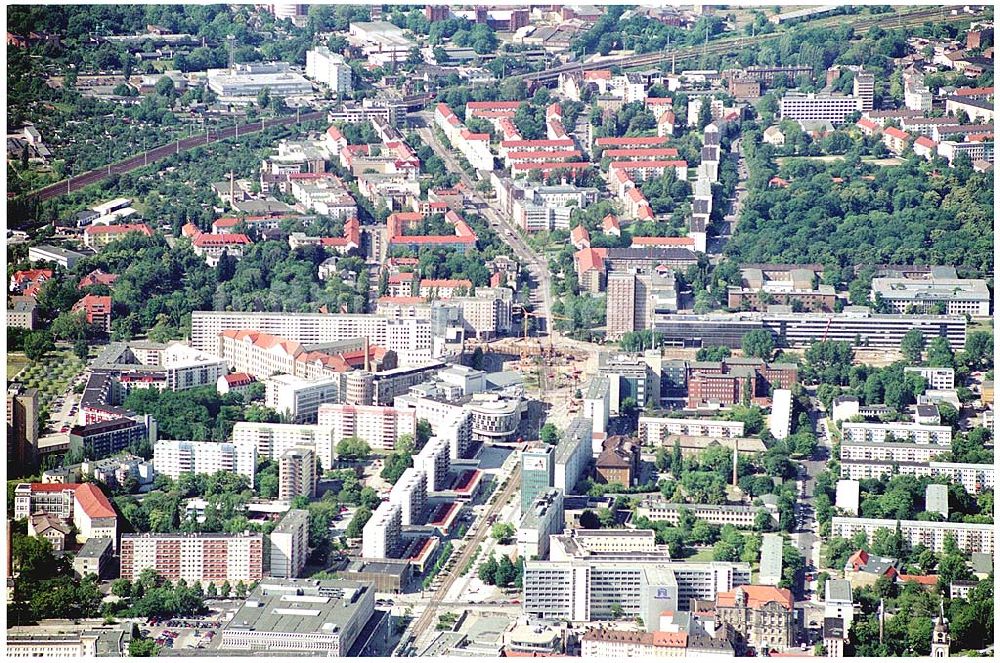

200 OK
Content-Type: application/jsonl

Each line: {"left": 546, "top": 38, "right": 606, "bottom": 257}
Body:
{"left": 549, "top": 529, "right": 659, "bottom": 560}
{"left": 840, "top": 460, "right": 994, "bottom": 495}
{"left": 840, "top": 439, "right": 951, "bottom": 463}
{"left": 120, "top": 532, "right": 264, "bottom": 584}
{"left": 517, "top": 488, "right": 565, "bottom": 560}
{"left": 871, "top": 276, "right": 990, "bottom": 317}
{"left": 726, "top": 264, "right": 835, "bottom": 312}
{"left": 232, "top": 421, "right": 336, "bottom": 470}
{"left": 852, "top": 70, "right": 875, "bottom": 111}
{"left": 305, "top": 46, "right": 352, "bottom": 94}
{"left": 7, "top": 384, "right": 38, "bottom": 474}
{"left": 686, "top": 359, "right": 798, "bottom": 409}
{"left": 361, "top": 501, "right": 402, "bottom": 558}
{"left": 653, "top": 310, "right": 967, "bottom": 351}
{"left": 153, "top": 439, "right": 257, "bottom": 486}
{"left": 414, "top": 436, "right": 450, "bottom": 492}
{"left": 270, "top": 509, "right": 310, "bottom": 579}
{"left": 521, "top": 444, "right": 555, "bottom": 514}
{"left": 524, "top": 559, "right": 751, "bottom": 621}
{"left": 584, "top": 376, "right": 610, "bottom": 434}
{"left": 903, "top": 366, "right": 955, "bottom": 390}
{"left": 316, "top": 403, "right": 416, "bottom": 451}
{"left": 278, "top": 447, "right": 317, "bottom": 500}
{"left": 6, "top": 626, "right": 131, "bottom": 657}
{"left": 638, "top": 417, "right": 745, "bottom": 444}
{"left": 841, "top": 421, "right": 952, "bottom": 445}
{"left": 207, "top": 62, "right": 313, "bottom": 101}
{"left": 606, "top": 268, "right": 679, "bottom": 341}
{"left": 265, "top": 374, "right": 345, "bottom": 423}
{"left": 388, "top": 467, "right": 427, "bottom": 526}
{"left": 636, "top": 499, "right": 778, "bottom": 529}
{"left": 554, "top": 417, "right": 592, "bottom": 495}
{"left": 189, "top": 311, "right": 435, "bottom": 363}
{"left": 219, "top": 579, "right": 375, "bottom": 656}
{"left": 831, "top": 517, "right": 994, "bottom": 555}
{"left": 779, "top": 92, "right": 862, "bottom": 124}
{"left": 597, "top": 351, "right": 661, "bottom": 413}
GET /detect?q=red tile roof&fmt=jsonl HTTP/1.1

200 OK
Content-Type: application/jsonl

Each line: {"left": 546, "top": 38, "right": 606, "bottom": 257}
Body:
{"left": 222, "top": 372, "right": 256, "bottom": 387}
{"left": 500, "top": 139, "right": 575, "bottom": 149}
{"left": 84, "top": 223, "right": 153, "bottom": 237}
{"left": 79, "top": 269, "right": 118, "bottom": 289}
{"left": 27, "top": 483, "right": 81, "bottom": 492}
{"left": 571, "top": 225, "right": 590, "bottom": 246}
{"left": 192, "top": 233, "right": 252, "bottom": 248}
{"left": 220, "top": 329, "right": 303, "bottom": 356}
{"left": 575, "top": 247, "right": 606, "bottom": 273}
{"left": 595, "top": 136, "right": 671, "bottom": 147}
{"left": 73, "top": 482, "right": 116, "bottom": 519}
{"left": 884, "top": 126, "right": 911, "bottom": 141}
{"left": 377, "top": 296, "right": 427, "bottom": 305}
{"left": 603, "top": 147, "right": 680, "bottom": 158}
{"left": 511, "top": 161, "right": 593, "bottom": 171}
{"left": 716, "top": 585, "right": 794, "bottom": 610}
{"left": 466, "top": 101, "right": 522, "bottom": 111}
{"left": 632, "top": 236, "right": 695, "bottom": 247}
{"left": 898, "top": 574, "right": 938, "bottom": 586}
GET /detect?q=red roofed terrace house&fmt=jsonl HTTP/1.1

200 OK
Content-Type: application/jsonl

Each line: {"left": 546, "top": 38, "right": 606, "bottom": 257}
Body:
{"left": 288, "top": 216, "right": 361, "bottom": 255}
{"left": 83, "top": 223, "right": 154, "bottom": 250}
{"left": 386, "top": 210, "right": 478, "bottom": 254}
{"left": 184, "top": 223, "right": 253, "bottom": 266}
{"left": 78, "top": 269, "right": 118, "bottom": 289}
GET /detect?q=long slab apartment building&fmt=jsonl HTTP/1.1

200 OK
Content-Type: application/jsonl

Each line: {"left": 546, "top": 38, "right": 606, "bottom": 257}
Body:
{"left": 120, "top": 532, "right": 264, "bottom": 584}
{"left": 189, "top": 311, "right": 447, "bottom": 362}
{"left": 651, "top": 308, "right": 967, "bottom": 351}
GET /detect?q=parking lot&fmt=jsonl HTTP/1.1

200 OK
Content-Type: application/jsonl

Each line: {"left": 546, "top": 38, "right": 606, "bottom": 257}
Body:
{"left": 144, "top": 617, "right": 221, "bottom": 651}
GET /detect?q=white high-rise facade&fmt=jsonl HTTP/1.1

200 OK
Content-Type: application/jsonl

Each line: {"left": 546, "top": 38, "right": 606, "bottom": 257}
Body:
{"left": 317, "top": 403, "right": 417, "bottom": 451}
{"left": 153, "top": 439, "right": 257, "bottom": 486}
{"left": 306, "top": 46, "right": 353, "bottom": 94}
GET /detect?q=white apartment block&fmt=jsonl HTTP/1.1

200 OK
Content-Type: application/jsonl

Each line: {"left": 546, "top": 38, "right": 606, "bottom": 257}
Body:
{"left": 840, "top": 439, "right": 951, "bottom": 463}
{"left": 120, "top": 532, "right": 264, "bottom": 584}
{"left": 635, "top": 500, "right": 777, "bottom": 528}
{"left": 231, "top": 421, "right": 337, "bottom": 470}
{"left": 270, "top": 509, "right": 309, "bottom": 579}
{"left": 550, "top": 529, "right": 658, "bottom": 559}
{"left": 638, "top": 417, "right": 746, "bottom": 444}
{"left": 388, "top": 467, "right": 427, "bottom": 526}
{"left": 305, "top": 46, "right": 352, "bottom": 94}
{"left": 361, "top": 500, "right": 401, "bottom": 558}
{"left": 903, "top": 71, "right": 933, "bottom": 111}
{"left": 769, "top": 389, "right": 792, "bottom": 441}
{"left": 831, "top": 517, "right": 994, "bottom": 555}
{"left": 265, "top": 374, "right": 344, "bottom": 424}
{"left": 189, "top": 311, "right": 434, "bottom": 363}
{"left": 903, "top": 366, "right": 956, "bottom": 390}
{"left": 153, "top": 439, "right": 257, "bottom": 486}
{"left": 414, "top": 436, "right": 450, "bottom": 492}
{"left": 317, "top": 403, "right": 416, "bottom": 451}
{"left": 451, "top": 287, "right": 514, "bottom": 340}
{"left": 779, "top": 92, "right": 862, "bottom": 124}
{"left": 841, "top": 421, "right": 952, "bottom": 445}
{"left": 840, "top": 460, "right": 994, "bottom": 495}
{"left": 554, "top": 417, "right": 592, "bottom": 495}
{"left": 161, "top": 342, "right": 229, "bottom": 391}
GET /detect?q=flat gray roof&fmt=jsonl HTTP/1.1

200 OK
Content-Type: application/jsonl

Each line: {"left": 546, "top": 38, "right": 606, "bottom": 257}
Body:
{"left": 825, "top": 579, "right": 853, "bottom": 603}
{"left": 224, "top": 579, "right": 371, "bottom": 638}
{"left": 274, "top": 509, "right": 309, "bottom": 534}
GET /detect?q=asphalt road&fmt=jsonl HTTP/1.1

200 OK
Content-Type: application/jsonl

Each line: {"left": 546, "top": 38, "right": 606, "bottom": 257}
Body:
{"left": 399, "top": 463, "right": 522, "bottom": 655}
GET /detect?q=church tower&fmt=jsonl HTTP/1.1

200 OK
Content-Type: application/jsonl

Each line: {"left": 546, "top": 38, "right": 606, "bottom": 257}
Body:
{"left": 931, "top": 599, "right": 951, "bottom": 657}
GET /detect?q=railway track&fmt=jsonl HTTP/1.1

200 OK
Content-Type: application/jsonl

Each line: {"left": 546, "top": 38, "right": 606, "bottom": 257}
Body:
{"left": 519, "top": 6, "right": 964, "bottom": 83}
{"left": 29, "top": 110, "right": 325, "bottom": 202}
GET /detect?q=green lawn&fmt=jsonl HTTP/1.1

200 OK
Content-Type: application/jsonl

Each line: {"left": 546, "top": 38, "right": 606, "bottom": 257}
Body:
{"left": 682, "top": 547, "right": 716, "bottom": 562}
{"left": 969, "top": 319, "right": 994, "bottom": 335}
{"left": 7, "top": 352, "right": 29, "bottom": 380}
{"left": 776, "top": 155, "right": 904, "bottom": 167}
